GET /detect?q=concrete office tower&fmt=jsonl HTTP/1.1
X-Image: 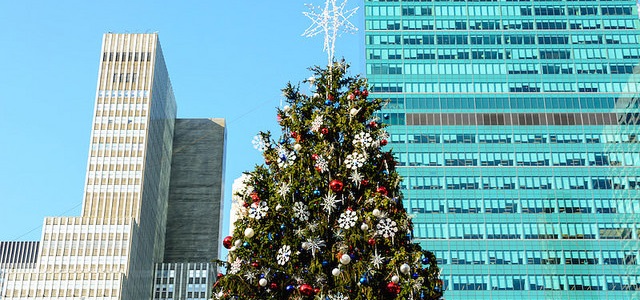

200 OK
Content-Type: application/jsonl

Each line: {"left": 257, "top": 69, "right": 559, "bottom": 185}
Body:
{"left": 152, "top": 118, "right": 225, "bottom": 300}
{"left": 1, "top": 33, "right": 224, "bottom": 300}
{"left": 365, "top": 1, "right": 640, "bottom": 299}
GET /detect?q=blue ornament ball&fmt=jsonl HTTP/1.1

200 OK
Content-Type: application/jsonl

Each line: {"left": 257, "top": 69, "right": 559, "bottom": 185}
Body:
{"left": 383, "top": 114, "right": 390, "bottom": 119}
{"left": 286, "top": 285, "right": 295, "bottom": 292}
{"left": 325, "top": 100, "right": 332, "bottom": 105}
{"left": 360, "top": 276, "right": 368, "bottom": 284}
{"left": 412, "top": 273, "right": 419, "bottom": 279}
{"left": 243, "top": 242, "right": 249, "bottom": 247}
{"left": 322, "top": 260, "right": 330, "bottom": 267}
{"left": 280, "top": 224, "right": 286, "bottom": 230}
{"left": 422, "top": 258, "right": 429, "bottom": 264}
{"left": 313, "top": 189, "right": 321, "bottom": 196}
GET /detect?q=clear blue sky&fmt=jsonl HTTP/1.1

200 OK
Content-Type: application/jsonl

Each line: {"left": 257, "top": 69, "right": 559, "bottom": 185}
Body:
{"left": 0, "top": 1, "right": 365, "bottom": 243}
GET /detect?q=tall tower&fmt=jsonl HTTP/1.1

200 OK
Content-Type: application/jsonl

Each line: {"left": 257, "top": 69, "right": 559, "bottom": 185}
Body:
{"left": 365, "top": 1, "right": 640, "bottom": 299}
{"left": 2, "top": 33, "right": 176, "bottom": 300}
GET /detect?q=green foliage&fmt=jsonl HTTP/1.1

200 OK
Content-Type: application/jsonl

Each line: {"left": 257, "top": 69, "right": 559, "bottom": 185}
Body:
{"left": 215, "top": 61, "right": 443, "bottom": 300}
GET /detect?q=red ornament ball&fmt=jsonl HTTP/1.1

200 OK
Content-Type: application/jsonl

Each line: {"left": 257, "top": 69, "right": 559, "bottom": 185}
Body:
{"left": 380, "top": 139, "right": 388, "bottom": 146}
{"left": 299, "top": 284, "right": 314, "bottom": 296}
{"left": 223, "top": 236, "right": 233, "bottom": 249}
{"left": 270, "top": 282, "right": 278, "bottom": 289}
{"left": 217, "top": 273, "right": 224, "bottom": 279}
{"left": 368, "top": 238, "right": 376, "bottom": 246}
{"left": 314, "top": 288, "right": 321, "bottom": 294}
{"left": 251, "top": 262, "right": 259, "bottom": 268}
{"left": 386, "top": 282, "right": 401, "bottom": 294}
{"left": 250, "top": 192, "right": 260, "bottom": 201}
{"left": 377, "top": 186, "right": 388, "bottom": 196}
{"left": 312, "top": 154, "right": 319, "bottom": 160}
{"left": 321, "top": 127, "right": 329, "bottom": 135}
{"left": 329, "top": 180, "right": 344, "bottom": 192}
{"left": 361, "top": 179, "right": 369, "bottom": 186}
{"left": 362, "top": 90, "right": 369, "bottom": 98}
{"left": 369, "top": 121, "right": 378, "bottom": 128}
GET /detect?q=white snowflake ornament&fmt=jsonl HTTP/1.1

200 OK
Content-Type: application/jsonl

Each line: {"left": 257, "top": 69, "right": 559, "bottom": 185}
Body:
{"left": 338, "top": 209, "right": 358, "bottom": 229}
{"left": 376, "top": 218, "right": 398, "bottom": 238}
{"left": 345, "top": 152, "right": 365, "bottom": 170}
{"left": 249, "top": 201, "right": 269, "bottom": 220}
{"left": 277, "top": 245, "right": 292, "bottom": 265}
{"left": 229, "top": 257, "right": 242, "bottom": 274}
{"left": 252, "top": 135, "right": 270, "bottom": 152}
{"left": 311, "top": 115, "right": 324, "bottom": 132}
{"left": 293, "top": 202, "right": 310, "bottom": 221}
{"left": 353, "top": 132, "right": 373, "bottom": 148}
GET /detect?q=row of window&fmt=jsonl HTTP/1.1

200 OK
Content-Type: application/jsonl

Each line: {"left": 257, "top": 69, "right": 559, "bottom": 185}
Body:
{"left": 404, "top": 176, "right": 640, "bottom": 190}
{"left": 396, "top": 152, "right": 640, "bottom": 167}
{"left": 410, "top": 198, "right": 637, "bottom": 214}
{"left": 367, "top": 4, "right": 634, "bottom": 17}
{"left": 391, "top": 133, "right": 638, "bottom": 144}
{"left": 92, "top": 122, "right": 147, "bottom": 131}
{"left": 368, "top": 33, "right": 639, "bottom": 45}
{"left": 369, "top": 63, "right": 638, "bottom": 77}
{"left": 443, "top": 275, "right": 640, "bottom": 291}
{"left": 395, "top": 112, "right": 629, "bottom": 126}
{"left": 102, "top": 51, "right": 152, "bottom": 62}
{"left": 3, "top": 288, "right": 121, "bottom": 298}
{"left": 97, "top": 90, "right": 149, "bottom": 98}
{"left": 433, "top": 250, "right": 637, "bottom": 265}
{"left": 384, "top": 96, "right": 628, "bottom": 110}
{"left": 369, "top": 18, "right": 637, "bottom": 31}
{"left": 413, "top": 223, "right": 637, "bottom": 240}
{"left": 369, "top": 81, "right": 640, "bottom": 94}
{"left": 367, "top": 0, "right": 629, "bottom": 2}
{"left": 369, "top": 47, "right": 640, "bottom": 61}
{"left": 367, "top": 47, "right": 640, "bottom": 61}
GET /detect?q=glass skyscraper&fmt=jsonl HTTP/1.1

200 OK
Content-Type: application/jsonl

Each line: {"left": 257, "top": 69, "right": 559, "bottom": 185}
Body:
{"left": 365, "top": 0, "right": 640, "bottom": 299}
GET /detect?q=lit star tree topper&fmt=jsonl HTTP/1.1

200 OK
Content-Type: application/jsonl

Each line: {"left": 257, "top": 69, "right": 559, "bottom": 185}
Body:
{"left": 303, "top": 0, "right": 358, "bottom": 67}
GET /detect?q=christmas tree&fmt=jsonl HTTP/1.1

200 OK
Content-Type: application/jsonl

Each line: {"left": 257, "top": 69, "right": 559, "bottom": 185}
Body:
{"left": 214, "top": 61, "right": 443, "bottom": 300}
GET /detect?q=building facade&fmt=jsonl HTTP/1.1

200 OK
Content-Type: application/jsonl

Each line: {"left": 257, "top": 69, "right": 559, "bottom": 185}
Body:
{"left": 1, "top": 34, "right": 225, "bottom": 300}
{"left": 0, "top": 242, "right": 39, "bottom": 298}
{"left": 365, "top": 0, "right": 640, "bottom": 299}
{"left": 152, "top": 118, "right": 226, "bottom": 300}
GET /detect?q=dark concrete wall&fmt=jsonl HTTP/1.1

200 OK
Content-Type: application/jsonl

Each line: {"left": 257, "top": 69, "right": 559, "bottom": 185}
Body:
{"left": 163, "top": 118, "right": 225, "bottom": 262}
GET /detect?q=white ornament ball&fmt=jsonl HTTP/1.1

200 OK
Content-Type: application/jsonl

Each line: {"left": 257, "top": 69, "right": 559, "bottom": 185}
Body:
{"left": 400, "top": 263, "right": 411, "bottom": 275}
{"left": 229, "top": 246, "right": 236, "bottom": 252}
{"left": 360, "top": 223, "right": 369, "bottom": 231}
{"left": 234, "top": 240, "right": 243, "bottom": 247}
{"left": 283, "top": 105, "right": 291, "bottom": 113}
{"left": 391, "top": 275, "right": 400, "bottom": 283}
{"left": 313, "top": 93, "right": 320, "bottom": 99}
{"left": 332, "top": 268, "right": 341, "bottom": 276}
{"left": 244, "top": 228, "right": 255, "bottom": 238}
{"left": 302, "top": 242, "right": 310, "bottom": 250}
{"left": 259, "top": 278, "right": 268, "bottom": 287}
{"left": 308, "top": 76, "right": 316, "bottom": 84}
{"left": 340, "top": 254, "right": 351, "bottom": 265}
{"left": 294, "top": 144, "right": 302, "bottom": 151}
{"left": 350, "top": 108, "right": 359, "bottom": 116}
{"left": 372, "top": 209, "right": 381, "bottom": 217}
{"left": 276, "top": 204, "right": 282, "bottom": 211}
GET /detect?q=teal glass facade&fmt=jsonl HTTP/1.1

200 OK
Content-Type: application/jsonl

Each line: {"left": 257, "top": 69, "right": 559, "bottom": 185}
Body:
{"left": 365, "top": 0, "right": 640, "bottom": 299}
